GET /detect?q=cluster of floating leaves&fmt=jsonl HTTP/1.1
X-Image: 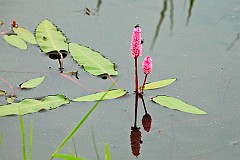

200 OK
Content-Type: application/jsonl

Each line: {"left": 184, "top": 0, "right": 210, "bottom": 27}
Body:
{"left": 0, "top": 19, "right": 207, "bottom": 117}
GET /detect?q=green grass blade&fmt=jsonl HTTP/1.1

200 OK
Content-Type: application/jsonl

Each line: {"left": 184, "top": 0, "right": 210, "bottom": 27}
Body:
{"left": 50, "top": 80, "right": 117, "bottom": 159}
{"left": 28, "top": 122, "right": 33, "bottom": 160}
{"left": 91, "top": 127, "right": 100, "bottom": 160}
{"left": 53, "top": 153, "right": 86, "bottom": 160}
{"left": 105, "top": 143, "right": 111, "bottom": 160}
{"left": 19, "top": 115, "right": 27, "bottom": 160}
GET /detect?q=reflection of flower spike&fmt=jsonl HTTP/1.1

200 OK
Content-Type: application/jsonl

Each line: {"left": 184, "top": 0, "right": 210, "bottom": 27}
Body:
{"left": 142, "top": 114, "right": 152, "bottom": 132}
{"left": 131, "top": 25, "right": 142, "bottom": 58}
{"left": 142, "top": 55, "right": 152, "bottom": 75}
{"left": 130, "top": 126, "right": 142, "bottom": 157}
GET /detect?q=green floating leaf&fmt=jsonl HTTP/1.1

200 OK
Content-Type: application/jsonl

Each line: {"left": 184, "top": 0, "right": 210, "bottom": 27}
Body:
{"left": 13, "top": 26, "right": 37, "bottom": 44}
{"left": 69, "top": 43, "right": 118, "bottom": 76}
{"left": 35, "top": 19, "right": 68, "bottom": 53}
{"left": 0, "top": 94, "right": 69, "bottom": 116}
{"left": 53, "top": 154, "right": 86, "bottom": 160}
{"left": 152, "top": 95, "right": 207, "bottom": 115}
{"left": 20, "top": 76, "right": 46, "bottom": 89}
{"left": 4, "top": 35, "right": 27, "bottom": 50}
{"left": 0, "top": 20, "right": 3, "bottom": 25}
{"left": 73, "top": 88, "right": 127, "bottom": 102}
{"left": 143, "top": 78, "right": 177, "bottom": 90}
{"left": 0, "top": 90, "right": 6, "bottom": 96}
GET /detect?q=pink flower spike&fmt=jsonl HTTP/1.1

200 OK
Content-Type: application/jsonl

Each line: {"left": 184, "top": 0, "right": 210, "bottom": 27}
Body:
{"left": 131, "top": 25, "right": 142, "bottom": 58}
{"left": 142, "top": 56, "right": 152, "bottom": 75}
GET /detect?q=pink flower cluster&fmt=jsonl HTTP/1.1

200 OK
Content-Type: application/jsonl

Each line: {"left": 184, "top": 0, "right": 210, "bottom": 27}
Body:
{"left": 142, "top": 56, "right": 152, "bottom": 75}
{"left": 131, "top": 25, "right": 142, "bottom": 58}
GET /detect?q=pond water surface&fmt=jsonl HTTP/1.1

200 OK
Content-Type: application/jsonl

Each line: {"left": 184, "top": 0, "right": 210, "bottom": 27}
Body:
{"left": 0, "top": 0, "right": 240, "bottom": 160}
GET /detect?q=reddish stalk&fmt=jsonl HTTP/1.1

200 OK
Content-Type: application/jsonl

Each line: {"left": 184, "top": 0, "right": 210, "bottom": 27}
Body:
{"left": 134, "top": 57, "right": 139, "bottom": 93}
{"left": 141, "top": 74, "right": 148, "bottom": 93}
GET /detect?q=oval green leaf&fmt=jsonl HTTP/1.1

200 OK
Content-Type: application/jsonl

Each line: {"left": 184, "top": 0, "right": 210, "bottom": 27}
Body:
{"left": 73, "top": 88, "right": 127, "bottom": 102}
{"left": 13, "top": 26, "right": 37, "bottom": 44}
{"left": 152, "top": 95, "right": 207, "bottom": 115}
{"left": 20, "top": 76, "right": 46, "bottom": 89}
{"left": 0, "top": 20, "right": 3, "bottom": 25}
{"left": 142, "top": 78, "right": 177, "bottom": 90}
{"left": 0, "top": 94, "right": 69, "bottom": 116}
{"left": 35, "top": 19, "right": 68, "bottom": 53}
{"left": 4, "top": 35, "right": 27, "bottom": 50}
{"left": 69, "top": 43, "right": 118, "bottom": 76}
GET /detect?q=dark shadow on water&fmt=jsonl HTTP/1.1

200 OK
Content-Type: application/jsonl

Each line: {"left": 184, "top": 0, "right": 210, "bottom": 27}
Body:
{"left": 130, "top": 93, "right": 152, "bottom": 157}
{"left": 150, "top": 0, "right": 196, "bottom": 51}
{"left": 226, "top": 32, "right": 240, "bottom": 51}
{"left": 186, "top": 0, "right": 195, "bottom": 25}
{"left": 150, "top": 0, "right": 168, "bottom": 51}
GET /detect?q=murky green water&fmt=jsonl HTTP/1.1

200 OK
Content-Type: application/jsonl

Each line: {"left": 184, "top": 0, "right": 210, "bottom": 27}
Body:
{"left": 1, "top": 0, "right": 240, "bottom": 159}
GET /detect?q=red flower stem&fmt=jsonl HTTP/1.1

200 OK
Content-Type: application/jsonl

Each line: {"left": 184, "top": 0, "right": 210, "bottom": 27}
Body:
{"left": 0, "top": 77, "right": 14, "bottom": 96}
{"left": 141, "top": 74, "right": 148, "bottom": 93}
{"left": 134, "top": 57, "right": 139, "bottom": 93}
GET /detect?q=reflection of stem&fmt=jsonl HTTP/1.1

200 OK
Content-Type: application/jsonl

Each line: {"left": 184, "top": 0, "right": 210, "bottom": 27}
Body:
{"left": 58, "top": 51, "right": 64, "bottom": 73}
{"left": 141, "top": 74, "right": 148, "bottom": 93}
{"left": 186, "top": 0, "right": 195, "bottom": 25}
{"left": 71, "top": 138, "right": 78, "bottom": 158}
{"left": 169, "top": 0, "right": 174, "bottom": 36}
{"left": 226, "top": 32, "right": 240, "bottom": 51}
{"left": 150, "top": 0, "right": 167, "bottom": 51}
{"left": 134, "top": 92, "right": 139, "bottom": 127}
{"left": 140, "top": 94, "right": 147, "bottom": 114}
{"left": 96, "top": 0, "right": 102, "bottom": 12}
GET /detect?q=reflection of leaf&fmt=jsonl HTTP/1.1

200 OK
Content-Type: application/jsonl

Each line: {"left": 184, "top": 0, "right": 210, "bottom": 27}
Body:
{"left": 152, "top": 95, "right": 207, "bottom": 114}
{"left": 69, "top": 43, "right": 118, "bottom": 76}
{"left": 53, "top": 154, "right": 86, "bottom": 160}
{"left": 35, "top": 19, "right": 68, "bottom": 53}
{"left": 0, "top": 95, "right": 69, "bottom": 116}
{"left": 142, "top": 78, "right": 177, "bottom": 90}
{"left": 4, "top": 35, "right": 27, "bottom": 50}
{"left": 0, "top": 90, "right": 6, "bottom": 96}
{"left": 20, "top": 76, "right": 46, "bottom": 89}
{"left": 13, "top": 26, "right": 37, "bottom": 44}
{"left": 73, "top": 89, "right": 127, "bottom": 102}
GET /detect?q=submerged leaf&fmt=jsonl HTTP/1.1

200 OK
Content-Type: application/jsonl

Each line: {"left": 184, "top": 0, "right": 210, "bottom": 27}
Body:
{"left": 152, "top": 95, "right": 207, "bottom": 115}
{"left": 142, "top": 78, "right": 177, "bottom": 90}
{"left": 20, "top": 76, "right": 46, "bottom": 89}
{"left": 0, "top": 90, "right": 6, "bottom": 96}
{"left": 35, "top": 19, "right": 68, "bottom": 53}
{"left": 69, "top": 43, "right": 118, "bottom": 76}
{"left": 13, "top": 26, "right": 37, "bottom": 44}
{"left": 0, "top": 95, "right": 69, "bottom": 116}
{"left": 7, "top": 96, "right": 16, "bottom": 104}
{"left": 73, "top": 89, "right": 127, "bottom": 102}
{"left": 4, "top": 35, "right": 27, "bottom": 50}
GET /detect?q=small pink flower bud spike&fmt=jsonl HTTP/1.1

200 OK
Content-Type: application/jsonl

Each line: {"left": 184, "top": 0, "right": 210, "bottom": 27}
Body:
{"left": 131, "top": 24, "right": 142, "bottom": 58}
{"left": 131, "top": 24, "right": 143, "bottom": 94}
{"left": 141, "top": 55, "right": 152, "bottom": 93}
